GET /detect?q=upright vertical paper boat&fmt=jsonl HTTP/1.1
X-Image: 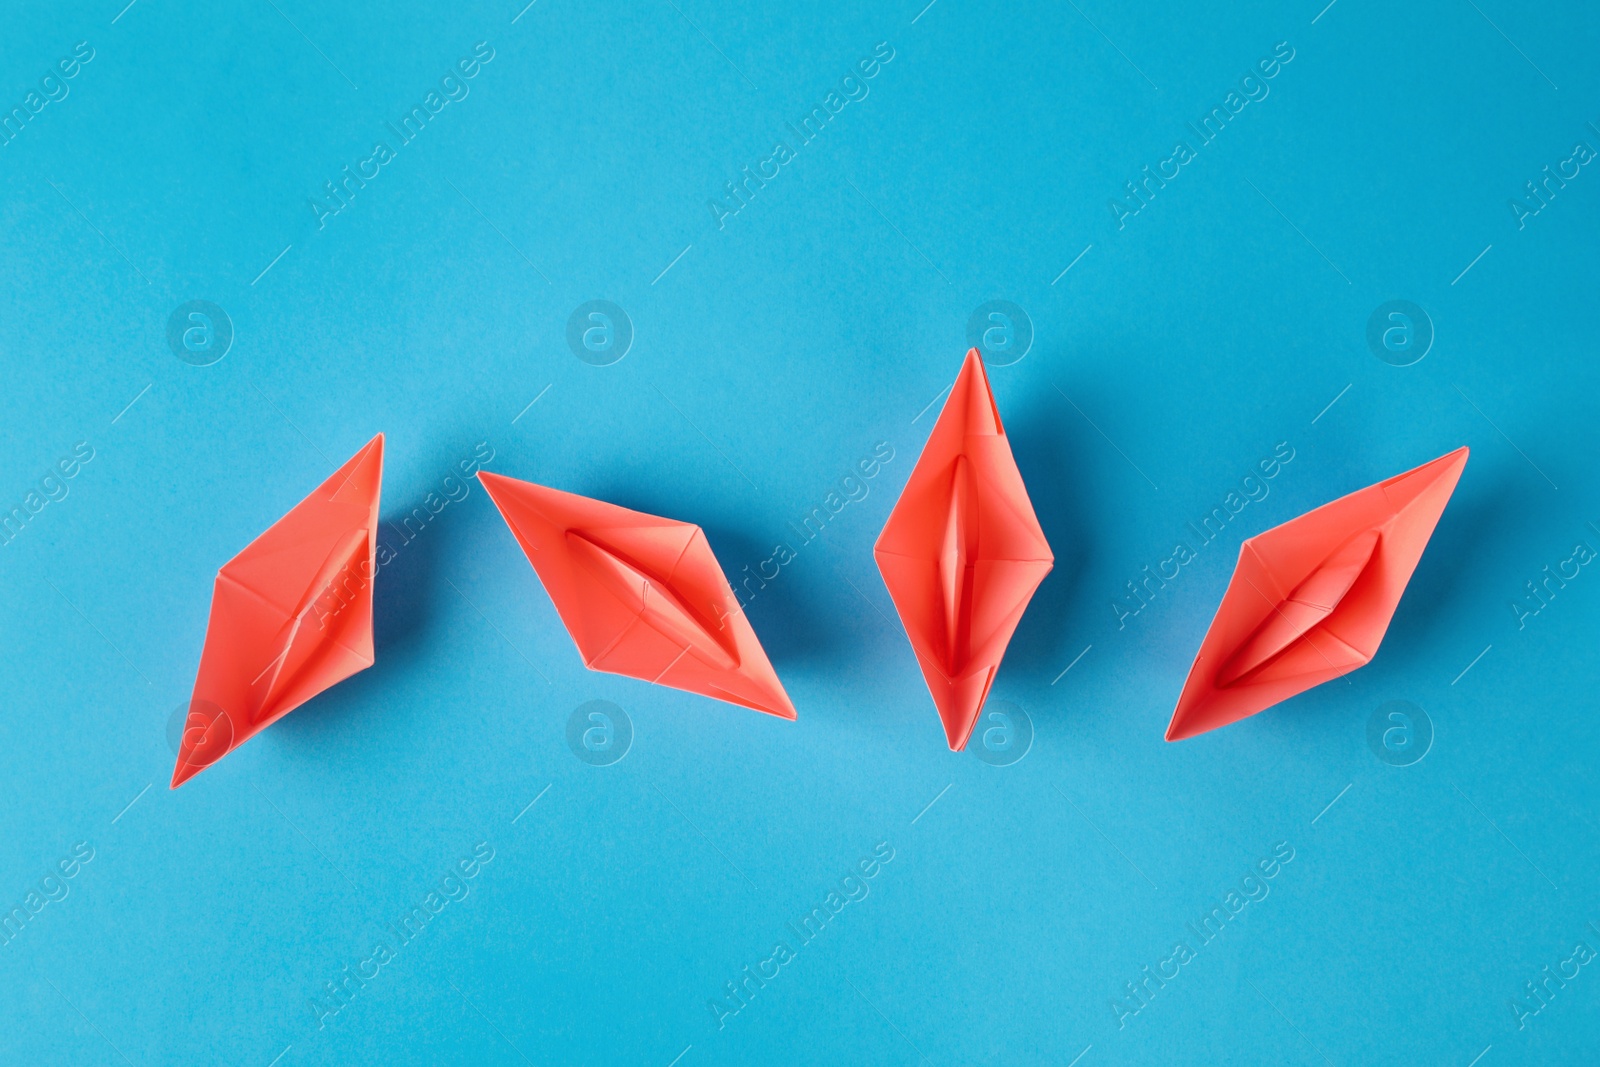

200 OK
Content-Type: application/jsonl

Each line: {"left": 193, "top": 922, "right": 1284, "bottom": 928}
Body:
{"left": 172, "top": 434, "right": 385, "bottom": 787}
{"left": 1166, "top": 446, "right": 1468, "bottom": 741}
{"left": 478, "top": 471, "right": 795, "bottom": 720}
{"left": 874, "top": 349, "right": 1054, "bottom": 750}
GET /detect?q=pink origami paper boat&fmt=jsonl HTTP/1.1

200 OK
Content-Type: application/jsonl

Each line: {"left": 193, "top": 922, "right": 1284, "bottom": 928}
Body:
{"left": 173, "top": 434, "right": 384, "bottom": 787}
{"left": 874, "top": 349, "right": 1054, "bottom": 750}
{"left": 1166, "top": 446, "right": 1468, "bottom": 741}
{"left": 479, "top": 471, "right": 796, "bottom": 719}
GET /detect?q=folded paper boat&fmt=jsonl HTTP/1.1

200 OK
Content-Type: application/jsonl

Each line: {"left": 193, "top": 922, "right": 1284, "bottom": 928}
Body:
{"left": 478, "top": 471, "right": 795, "bottom": 720}
{"left": 874, "top": 349, "right": 1053, "bottom": 750}
{"left": 1166, "top": 446, "right": 1468, "bottom": 741}
{"left": 172, "top": 434, "right": 384, "bottom": 787}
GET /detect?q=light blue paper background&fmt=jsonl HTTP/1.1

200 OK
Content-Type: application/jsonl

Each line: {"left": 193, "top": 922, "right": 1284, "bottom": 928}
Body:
{"left": 1, "top": 0, "right": 1596, "bottom": 1063}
